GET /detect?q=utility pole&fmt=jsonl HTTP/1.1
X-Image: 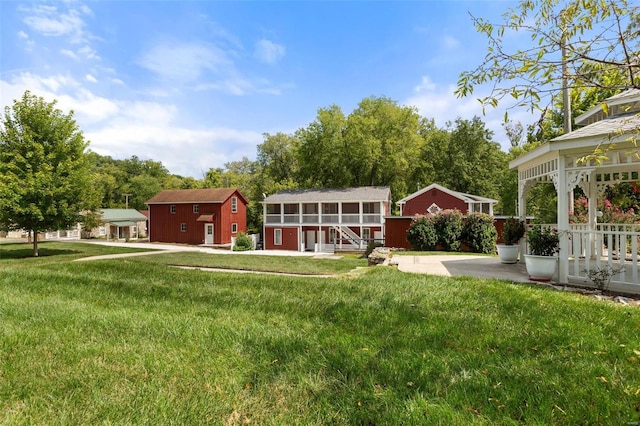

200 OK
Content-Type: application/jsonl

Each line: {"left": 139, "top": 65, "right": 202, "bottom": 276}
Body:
{"left": 123, "top": 193, "right": 132, "bottom": 209}
{"left": 561, "top": 15, "right": 572, "bottom": 134}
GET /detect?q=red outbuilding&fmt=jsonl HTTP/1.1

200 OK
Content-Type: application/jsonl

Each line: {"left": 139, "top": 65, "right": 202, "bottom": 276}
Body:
{"left": 387, "top": 183, "right": 499, "bottom": 249}
{"left": 146, "top": 188, "right": 247, "bottom": 246}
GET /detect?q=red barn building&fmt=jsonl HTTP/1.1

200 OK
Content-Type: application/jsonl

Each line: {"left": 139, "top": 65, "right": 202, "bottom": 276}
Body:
{"left": 262, "top": 187, "right": 391, "bottom": 252}
{"left": 146, "top": 188, "right": 247, "bottom": 246}
{"left": 387, "top": 183, "right": 498, "bottom": 249}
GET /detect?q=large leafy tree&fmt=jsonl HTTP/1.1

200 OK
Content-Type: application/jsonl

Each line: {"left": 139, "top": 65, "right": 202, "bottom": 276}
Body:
{"left": 0, "top": 91, "right": 98, "bottom": 256}
{"left": 297, "top": 105, "right": 350, "bottom": 188}
{"left": 456, "top": 0, "right": 640, "bottom": 116}
{"left": 421, "top": 117, "right": 507, "bottom": 202}
{"left": 343, "top": 96, "right": 425, "bottom": 199}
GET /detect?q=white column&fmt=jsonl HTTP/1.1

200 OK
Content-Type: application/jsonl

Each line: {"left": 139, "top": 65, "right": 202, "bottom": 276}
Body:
{"left": 262, "top": 203, "right": 266, "bottom": 246}
{"left": 299, "top": 202, "right": 303, "bottom": 224}
{"left": 518, "top": 175, "right": 528, "bottom": 259}
{"left": 557, "top": 158, "right": 570, "bottom": 284}
{"left": 588, "top": 175, "right": 598, "bottom": 259}
{"left": 338, "top": 202, "right": 342, "bottom": 224}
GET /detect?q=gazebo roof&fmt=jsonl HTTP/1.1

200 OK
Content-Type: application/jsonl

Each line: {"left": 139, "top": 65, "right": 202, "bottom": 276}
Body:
{"left": 510, "top": 91, "right": 640, "bottom": 170}
{"left": 575, "top": 89, "right": 640, "bottom": 126}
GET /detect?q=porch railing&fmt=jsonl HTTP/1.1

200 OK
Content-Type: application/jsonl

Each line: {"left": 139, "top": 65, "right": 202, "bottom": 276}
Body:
{"left": 265, "top": 213, "right": 383, "bottom": 225}
{"left": 564, "top": 223, "right": 640, "bottom": 291}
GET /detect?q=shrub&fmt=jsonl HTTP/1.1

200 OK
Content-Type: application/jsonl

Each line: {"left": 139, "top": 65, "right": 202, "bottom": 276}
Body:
{"left": 233, "top": 232, "right": 254, "bottom": 251}
{"left": 433, "top": 209, "right": 464, "bottom": 252}
{"left": 502, "top": 216, "right": 526, "bottom": 245}
{"left": 463, "top": 213, "right": 497, "bottom": 254}
{"left": 527, "top": 226, "right": 559, "bottom": 256}
{"left": 406, "top": 215, "right": 437, "bottom": 251}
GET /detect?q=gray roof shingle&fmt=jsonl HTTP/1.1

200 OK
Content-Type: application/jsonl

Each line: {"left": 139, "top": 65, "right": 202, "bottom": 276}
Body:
{"left": 263, "top": 187, "right": 391, "bottom": 203}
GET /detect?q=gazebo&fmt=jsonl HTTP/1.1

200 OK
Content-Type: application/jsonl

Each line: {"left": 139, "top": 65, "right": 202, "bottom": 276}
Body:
{"left": 510, "top": 89, "right": 640, "bottom": 294}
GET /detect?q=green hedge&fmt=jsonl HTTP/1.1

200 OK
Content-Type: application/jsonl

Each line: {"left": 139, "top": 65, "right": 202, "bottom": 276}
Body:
{"left": 407, "top": 210, "right": 497, "bottom": 254}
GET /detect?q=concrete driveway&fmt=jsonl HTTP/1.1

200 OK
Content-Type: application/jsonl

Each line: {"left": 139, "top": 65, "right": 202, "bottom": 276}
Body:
{"left": 395, "top": 254, "right": 531, "bottom": 283}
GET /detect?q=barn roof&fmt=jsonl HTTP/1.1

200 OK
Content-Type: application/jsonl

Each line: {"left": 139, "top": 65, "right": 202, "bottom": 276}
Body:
{"left": 146, "top": 188, "right": 247, "bottom": 204}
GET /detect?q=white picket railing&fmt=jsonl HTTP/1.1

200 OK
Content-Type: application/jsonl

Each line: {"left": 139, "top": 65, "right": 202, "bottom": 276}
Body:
{"left": 566, "top": 223, "right": 640, "bottom": 291}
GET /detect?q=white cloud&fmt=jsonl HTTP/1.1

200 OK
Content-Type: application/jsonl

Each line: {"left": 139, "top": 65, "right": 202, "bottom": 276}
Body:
{"left": 0, "top": 72, "right": 262, "bottom": 177}
{"left": 254, "top": 39, "right": 285, "bottom": 64}
{"left": 138, "top": 42, "right": 230, "bottom": 82}
{"left": 21, "top": 4, "right": 87, "bottom": 40}
{"left": 85, "top": 74, "right": 97, "bottom": 83}
{"left": 442, "top": 35, "right": 460, "bottom": 50}
{"left": 405, "top": 75, "right": 537, "bottom": 151}
{"left": 86, "top": 124, "right": 261, "bottom": 178}
{"left": 78, "top": 45, "right": 100, "bottom": 60}
{"left": 60, "top": 49, "right": 78, "bottom": 60}
{"left": 17, "top": 30, "right": 29, "bottom": 39}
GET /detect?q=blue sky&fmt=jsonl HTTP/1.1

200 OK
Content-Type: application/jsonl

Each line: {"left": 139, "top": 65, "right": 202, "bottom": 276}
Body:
{"left": 0, "top": 0, "right": 533, "bottom": 178}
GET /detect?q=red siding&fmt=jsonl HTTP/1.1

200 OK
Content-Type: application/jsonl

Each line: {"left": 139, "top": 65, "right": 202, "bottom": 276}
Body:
{"left": 148, "top": 190, "right": 247, "bottom": 245}
{"left": 264, "top": 227, "right": 299, "bottom": 251}
{"left": 402, "top": 188, "right": 467, "bottom": 216}
{"left": 385, "top": 217, "right": 413, "bottom": 249}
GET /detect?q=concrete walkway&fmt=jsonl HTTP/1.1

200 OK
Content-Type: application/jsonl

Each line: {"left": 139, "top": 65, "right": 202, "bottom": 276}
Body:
{"left": 395, "top": 254, "right": 531, "bottom": 283}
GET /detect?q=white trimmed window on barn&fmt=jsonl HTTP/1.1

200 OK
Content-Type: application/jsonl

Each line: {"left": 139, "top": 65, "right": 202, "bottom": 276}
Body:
{"left": 232, "top": 223, "right": 238, "bottom": 233}
{"left": 171, "top": 205, "right": 176, "bottom": 214}
{"left": 193, "top": 204, "right": 199, "bottom": 213}
{"left": 180, "top": 223, "right": 187, "bottom": 232}
{"left": 231, "top": 197, "right": 238, "bottom": 213}
{"left": 274, "top": 229, "right": 282, "bottom": 245}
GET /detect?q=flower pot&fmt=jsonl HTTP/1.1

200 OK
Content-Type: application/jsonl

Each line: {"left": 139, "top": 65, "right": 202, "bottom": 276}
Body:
{"left": 524, "top": 254, "right": 558, "bottom": 282}
{"left": 497, "top": 244, "right": 520, "bottom": 264}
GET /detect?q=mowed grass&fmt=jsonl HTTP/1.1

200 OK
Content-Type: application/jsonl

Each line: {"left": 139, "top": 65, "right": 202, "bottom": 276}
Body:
{"left": 1, "top": 242, "right": 639, "bottom": 424}
{"left": 0, "top": 240, "right": 155, "bottom": 264}
{"left": 143, "top": 251, "right": 366, "bottom": 275}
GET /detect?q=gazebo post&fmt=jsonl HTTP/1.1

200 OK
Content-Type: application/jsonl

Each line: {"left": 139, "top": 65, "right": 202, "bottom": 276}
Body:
{"left": 517, "top": 179, "right": 527, "bottom": 260}
{"left": 588, "top": 174, "right": 598, "bottom": 259}
{"left": 557, "top": 158, "right": 570, "bottom": 284}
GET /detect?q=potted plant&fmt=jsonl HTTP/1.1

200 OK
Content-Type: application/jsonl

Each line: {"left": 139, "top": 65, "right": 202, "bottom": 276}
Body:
{"left": 497, "top": 217, "right": 526, "bottom": 263}
{"left": 524, "top": 226, "right": 560, "bottom": 281}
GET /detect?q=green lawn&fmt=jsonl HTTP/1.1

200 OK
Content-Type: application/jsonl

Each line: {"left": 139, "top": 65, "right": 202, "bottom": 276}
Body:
{"left": 143, "top": 251, "right": 366, "bottom": 275}
{"left": 1, "top": 242, "right": 639, "bottom": 424}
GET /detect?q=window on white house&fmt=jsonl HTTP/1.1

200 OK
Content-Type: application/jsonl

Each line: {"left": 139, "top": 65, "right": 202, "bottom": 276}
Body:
{"left": 232, "top": 223, "right": 238, "bottom": 233}
{"left": 362, "top": 228, "right": 371, "bottom": 241}
{"left": 180, "top": 223, "right": 187, "bottom": 232}
{"left": 231, "top": 197, "right": 238, "bottom": 213}
{"left": 266, "top": 204, "right": 281, "bottom": 214}
{"left": 170, "top": 205, "right": 176, "bottom": 214}
{"left": 362, "top": 202, "right": 379, "bottom": 214}
{"left": 274, "top": 229, "right": 282, "bottom": 245}
{"left": 193, "top": 204, "right": 199, "bottom": 213}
